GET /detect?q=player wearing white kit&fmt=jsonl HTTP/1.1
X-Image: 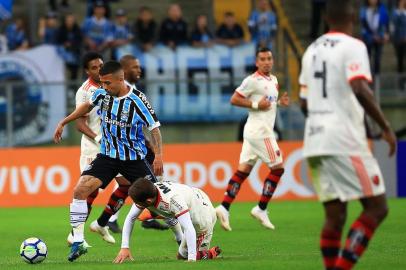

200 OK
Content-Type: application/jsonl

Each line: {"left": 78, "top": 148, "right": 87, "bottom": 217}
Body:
{"left": 216, "top": 47, "right": 290, "bottom": 231}
{"left": 299, "top": 1, "right": 397, "bottom": 269}
{"left": 113, "top": 178, "right": 221, "bottom": 263}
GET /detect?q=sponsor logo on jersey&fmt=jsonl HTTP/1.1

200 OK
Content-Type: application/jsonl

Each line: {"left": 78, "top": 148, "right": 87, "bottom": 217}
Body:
{"left": 104, "top": 116, "right": 132, "bottom": 128}
{"left": 137, "top": 92, "right": 155, "bottom": 114}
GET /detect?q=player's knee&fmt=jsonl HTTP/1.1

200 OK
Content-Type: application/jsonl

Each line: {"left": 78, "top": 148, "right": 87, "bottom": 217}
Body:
{"left": 374, "top": 205, "right": 389, "bottom": 224}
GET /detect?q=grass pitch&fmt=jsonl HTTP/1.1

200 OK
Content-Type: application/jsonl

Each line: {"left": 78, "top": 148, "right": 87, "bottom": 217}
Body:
{"left": 1, "top": 199, "right": 405, "bottom": 270}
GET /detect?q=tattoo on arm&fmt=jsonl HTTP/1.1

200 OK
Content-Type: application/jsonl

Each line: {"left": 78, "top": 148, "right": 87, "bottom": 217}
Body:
{"left": 150, "top": 128, "right": 162, "bottom": 156}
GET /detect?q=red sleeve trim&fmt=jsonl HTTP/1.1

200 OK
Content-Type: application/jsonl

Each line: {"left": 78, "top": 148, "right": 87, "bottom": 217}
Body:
{"left": 175, "top": 209, "right": 190, "bottom": 218}
{"left": 348, "top": 75, "right": 372, "bottom": 84}
{"left": 235, "top": 90, "right": 246, "bottom": 97}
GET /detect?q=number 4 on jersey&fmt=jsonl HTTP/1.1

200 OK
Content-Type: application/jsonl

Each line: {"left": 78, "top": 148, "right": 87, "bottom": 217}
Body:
{"left": 314, "top": 61, "right": 327, "bottom": 98}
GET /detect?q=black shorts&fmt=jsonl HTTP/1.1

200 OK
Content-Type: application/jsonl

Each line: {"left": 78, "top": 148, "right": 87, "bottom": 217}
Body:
{"left": 81, "top": 154, "right": 157, "bottom": 189}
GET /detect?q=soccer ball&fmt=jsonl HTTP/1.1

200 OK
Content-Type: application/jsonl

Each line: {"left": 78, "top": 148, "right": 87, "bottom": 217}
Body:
{"left": 20, "top": 237, "right": 47, "bottom": 264}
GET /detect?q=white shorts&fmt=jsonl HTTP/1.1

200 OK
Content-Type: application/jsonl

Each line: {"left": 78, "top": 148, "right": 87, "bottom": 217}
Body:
{"left": 308, "top": 155, "right": 385, "bottom": 202}
{"left": 239, "top": 137, "right": 283, "bottom": 168}
{"left": 80, "top": 154, "right": 122, "bottom": 178}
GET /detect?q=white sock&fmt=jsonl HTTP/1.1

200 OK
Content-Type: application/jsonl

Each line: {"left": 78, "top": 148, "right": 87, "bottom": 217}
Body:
{"left": 108, "top": 210, "right": 120, "bottom": 222}
{"left": 70, "top": 199, "right": 87, "bottom": 243}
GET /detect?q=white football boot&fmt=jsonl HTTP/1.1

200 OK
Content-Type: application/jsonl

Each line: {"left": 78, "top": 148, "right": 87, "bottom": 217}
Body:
{"left": 250, "top": 205, "right": 275, "bottom": 230}
{"left": 215, "top": 205, "right": 232, "bottom": 231}
{"left": 89, "top": 220, "right": 116, "bottom": 244}
{"left": 67, "top": 231, "right": 92, "bottom": 248}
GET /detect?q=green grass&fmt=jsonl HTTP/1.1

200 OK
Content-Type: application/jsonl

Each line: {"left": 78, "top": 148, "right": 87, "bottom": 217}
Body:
{"left": 1, "top": 199, "right": 406, "bottom": 269}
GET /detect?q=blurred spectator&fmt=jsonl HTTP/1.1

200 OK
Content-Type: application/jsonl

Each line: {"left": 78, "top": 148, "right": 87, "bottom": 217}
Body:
{"left": 360, "top": 0, "right": 390, "bottom": 74}
{"left": 0, "top": 34, "right": 8, "bottom": 54}
{"left": 248, "top": 0, "right": 277, "bottom": 49}
{"left": 111, "top": 8, "right": 133, "bottom": 59}
{"left": 48, "top": 0, "right": 70, "bottom": 12}
{"left": 82, "top": 1, "right": 113, "bottom": 53}
{"left": 392, "top": 0, "right": 406, "bottom": 73}
{"left": 38, "top": 11, "right": 59, "bottom": 45}
{"left": 57, "top": 13, "right": 82, "bottom": 80}
{"left": 134, "top": 6, "right": 157, "bottom": 52}
{"left": 190, "top": 14, "right": 214, "bottom": 48}
{"left": 5, "top": 18, "right": 29, "bottom": 51}
{"left": 309, "top": 0, "right": 327, "bottom": 39}
{"left": 86, "top": 0, "right": 117, "bottom": 19}
{"left": 216, "top": 12, "right": 244, "bottom": 47}
{"left": 159, "top": 4, "right": 188, "bottom": 49}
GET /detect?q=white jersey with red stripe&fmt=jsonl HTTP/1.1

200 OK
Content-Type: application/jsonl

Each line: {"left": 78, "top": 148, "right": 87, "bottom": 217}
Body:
{"left": 75, "top": 78, "right": 101, "bottom": 156}
{"left": 299, "top": 32, "right": 373, "bottom": 157}
{"left": 236, "top": 71, "right": 279, "bottom": 139}
{"left": 148, "top": 181, "right": 215, "bottom": 233}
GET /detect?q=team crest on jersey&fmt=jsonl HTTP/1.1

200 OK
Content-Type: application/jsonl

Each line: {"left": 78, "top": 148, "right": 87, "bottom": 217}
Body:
{"left": 121, "top": 109, "right": 129, "bottom": 121}
{"left": 372, "top": 175, "right": 380, "bottom": 186}
{"left": 276, "top": 150, "right": 281, "bottom": 157}
{"left": 102, "top": 96, "right": 110, "bottom": 111}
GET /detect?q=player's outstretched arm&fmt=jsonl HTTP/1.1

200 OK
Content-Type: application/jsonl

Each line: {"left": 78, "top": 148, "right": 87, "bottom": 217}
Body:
{"left": 177, "top": 212, "right": 197, "bottom": 261}
{"left": 113, "top": 204, "right": 143, "bottom": 264}
{"left": 150, "top": 127, "right": 163, "bottom": 176}
{"left": 53, "top": 102, "right": 94, "bottom": 143}
{"left": 350, "top": 79, "right": 397, "bottom": 156}
{"left": 230, "top": 92, "right": 271, "bottom": 110}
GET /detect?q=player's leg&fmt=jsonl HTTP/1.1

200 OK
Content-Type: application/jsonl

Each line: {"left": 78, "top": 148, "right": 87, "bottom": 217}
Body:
{"left": 321, "top": 199, "right": 347, "bottom": 270}
{"left": 335, "top": 194, "right": 388, "bottom": 270}
{"left": 67, "top": 155, "right": 98, "bottom": 247}
{"left": 89, "top": 176, "right": 131, "bottom": 244}
{"left": 197, "top": 211, "right": 221, "bottom": 260}
{"left": 68, "top": 175, "right": 103, "bottom": 262}
{"left": 251, "top": 138, "right": 284, "bottom": 229}
{"left": 69, "top": 155, "right": 119, "bottom": 261}
{"left": 216, "top": 139, "right": 255, "bottom": 231}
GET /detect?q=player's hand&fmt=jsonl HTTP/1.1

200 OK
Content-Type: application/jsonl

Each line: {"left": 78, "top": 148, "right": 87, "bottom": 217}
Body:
{"left": 381, "top": 128, "right": 397, "bottom": 157}
{"left": 53, "top": 122, "right": 64, "bottom": 143}
{"left": 258, "top": 96, "right": 271, "bottom": 110}
{"left": 278, "top": 92, "right": 290, "bottom": 107}
{"left": 153, "top": 154, "right": 164, "bottom": 176}
{"left": 113, "top": 248, "right": 134, "bottom": 264}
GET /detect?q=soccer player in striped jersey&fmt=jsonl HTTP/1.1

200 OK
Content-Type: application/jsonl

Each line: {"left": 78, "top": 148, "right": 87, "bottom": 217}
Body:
{"left": 54, "top": 61, "right": 163, "bottom": 262}
{"left": 299, "top": 1, "right": 397, "bottom": 269}
{"left": 215, "top": 47, "right": 290, "bottom": 231}
{"left": 120, "top": 54, "right": 171, "bottom": 231}
{"left": 113, "top": 178, "right": 221, "bottom": 263}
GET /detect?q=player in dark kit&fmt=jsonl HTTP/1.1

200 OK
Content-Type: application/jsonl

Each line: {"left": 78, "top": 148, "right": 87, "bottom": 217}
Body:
{"left": 54, "top": 61, "right": 163, "bottom": 262}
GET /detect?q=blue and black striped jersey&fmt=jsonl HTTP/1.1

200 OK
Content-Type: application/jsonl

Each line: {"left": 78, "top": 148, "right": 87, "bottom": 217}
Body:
{"left": 90, "top": 86, "right": 160, "bottom": 161}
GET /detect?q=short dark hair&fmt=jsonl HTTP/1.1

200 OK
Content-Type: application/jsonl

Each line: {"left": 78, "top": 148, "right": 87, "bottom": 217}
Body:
{"left": 326, "top": 0, "right": 354, "bottom": 26}
{"left": 256, "top": 47, "right": 271, "bottom": 57}
{"left": 128, "top": 178, "right": 157, "bottom": 203}
{"left": 82, "top": 52, "right": 103, "bottom": 70}
{"left": 119, "top": 54, "right": 137, "bottom": 67}
{"left": 99, "top": 61, "right": 122, "bottom": 76}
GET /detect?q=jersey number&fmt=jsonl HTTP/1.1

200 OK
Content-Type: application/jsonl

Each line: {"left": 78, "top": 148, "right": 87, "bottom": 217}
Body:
{"left": 314, "top": 61, "right": 327, "bottom": 98}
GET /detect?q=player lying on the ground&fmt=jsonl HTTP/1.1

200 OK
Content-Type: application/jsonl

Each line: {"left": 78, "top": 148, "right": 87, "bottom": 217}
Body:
{"left": 113, "top": 178, "right": 221, "bottom": 263}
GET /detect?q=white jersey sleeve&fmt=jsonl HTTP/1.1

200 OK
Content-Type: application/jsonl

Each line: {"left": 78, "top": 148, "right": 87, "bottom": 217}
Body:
{"left": 235, "top": 76, "right": 255, "bottom": 97}
{"left": 344, "top": 42, "right": 372, "bottom": 83}
{"left": 177, "top": 212, "right": 197, "bottom": 261}
{"left": 299, "top": 50, "right": 311, "bottom": 99}
{"left": 121, "top": 204, "right": 143, "bottom": 249}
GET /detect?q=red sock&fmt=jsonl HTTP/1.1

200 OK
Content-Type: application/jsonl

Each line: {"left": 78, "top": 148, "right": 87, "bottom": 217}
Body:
{"left": 221, "top": 170, "right": 249, "bottom": 210}
{"left": 86, "top": 189, "right": 99, "bottom": 219}
{"left": 320, "top": 228, "right": 341, "bottom": 270}
{"left": 335, "top": 214, "right": 378, "bottom": 270}
{"left": 258, "top": 168, "right": 284, "bottom": 210}
{"left": 97, "top": 185, "right": 129, "bottom": 226}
